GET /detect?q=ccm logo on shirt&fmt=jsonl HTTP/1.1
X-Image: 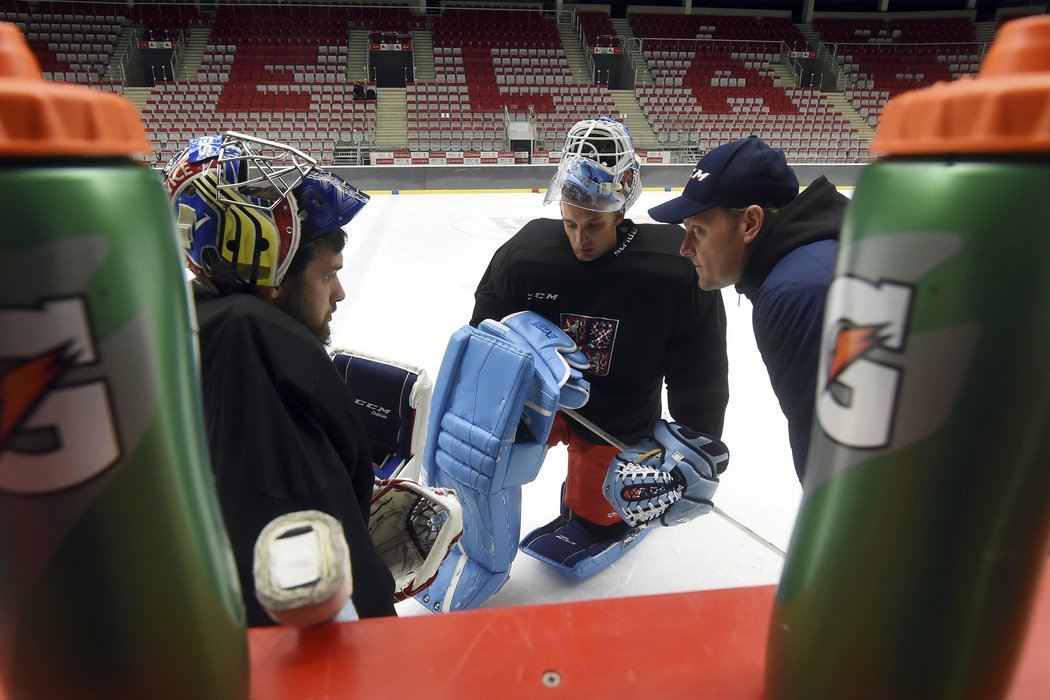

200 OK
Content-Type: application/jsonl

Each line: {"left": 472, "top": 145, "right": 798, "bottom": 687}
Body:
{"left": 527, "top": 292, "right": 559, "bottom": 301}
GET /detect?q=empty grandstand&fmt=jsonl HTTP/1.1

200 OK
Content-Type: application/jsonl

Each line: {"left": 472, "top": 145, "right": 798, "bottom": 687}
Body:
{"left": 2, "top": 0, "right": 1041, "bottom": 167}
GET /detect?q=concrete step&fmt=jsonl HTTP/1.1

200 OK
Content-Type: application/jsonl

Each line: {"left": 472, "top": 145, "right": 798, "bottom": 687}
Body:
{"left": 347, "top": 29, "right": 371, "bottom": 83}
{"left": 558, "top": 25, "right": 591, "bottom": 84}
{"left": 611, "top": 18, "right": 650, "bottom": 87}
{"left": 122, "top": 86, "right": 154, "bottom": 111}
{"left": 176, "top": 24, "right": 211, "bottom": 82}
{"left": 374, "top": 87, "right": 407, "bottom": 147}
{"left": 411, "top": 29, "right": 436, "bottom": 82}
{"left": 824, "top": 92, "right": 875, "bottom": 140}
{"left": 609, "top": 89, "right": 657, "bottom": 148}
{"left": 103, "top": 26, "right": 138, "bottom": 82}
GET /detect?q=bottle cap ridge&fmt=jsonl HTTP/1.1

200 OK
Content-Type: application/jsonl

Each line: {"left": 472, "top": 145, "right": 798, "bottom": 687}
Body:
{"left": 0, "top": 22, "right": 151, "bottom": 157}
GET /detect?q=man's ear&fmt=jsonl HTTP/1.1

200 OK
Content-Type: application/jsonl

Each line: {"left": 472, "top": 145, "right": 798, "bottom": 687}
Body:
{"left": 258, "top": 285, "right": 282, "bottom": 301}
{"left": 741, "top": 205, "right": 765, "bottom": 245}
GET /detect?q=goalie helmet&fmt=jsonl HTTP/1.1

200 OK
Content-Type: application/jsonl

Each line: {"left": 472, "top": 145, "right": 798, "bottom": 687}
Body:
{"left": 162, "top": 131, "right": 369, "bottom": 289}
{"left": 543, "top": 116, "right": 642, "bottom": 213}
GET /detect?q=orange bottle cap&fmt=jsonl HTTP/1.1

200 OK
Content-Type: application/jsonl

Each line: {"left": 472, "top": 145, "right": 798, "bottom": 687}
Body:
{"left": 0, "top": 22, "right": 151, "bottom": 157}
{"left": 871, "top": 15, "right": 1050, "bottom": 155}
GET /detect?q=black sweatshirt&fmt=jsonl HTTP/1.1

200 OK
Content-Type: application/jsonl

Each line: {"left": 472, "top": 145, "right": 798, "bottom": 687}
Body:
{"left": 195, "top": 291, "right": 396, "bottom": 626}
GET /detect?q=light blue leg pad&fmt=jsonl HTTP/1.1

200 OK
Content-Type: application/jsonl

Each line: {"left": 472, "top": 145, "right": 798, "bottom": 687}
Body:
{"left": 414, "top": 326, "right": 551, "bottom": 612}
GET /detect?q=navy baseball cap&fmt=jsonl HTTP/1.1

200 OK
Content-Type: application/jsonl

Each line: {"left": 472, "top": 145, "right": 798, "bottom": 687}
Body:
{"left": 648, "top": 136, "right": 799, "bottom": 224}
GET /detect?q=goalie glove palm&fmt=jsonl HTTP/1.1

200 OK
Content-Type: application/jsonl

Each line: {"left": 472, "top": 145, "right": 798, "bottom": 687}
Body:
{"left": 602, "top": 420, "right": 729, "bottom": 527}
{"left": 369, "top": 479, "right": 464, "bottom": 601}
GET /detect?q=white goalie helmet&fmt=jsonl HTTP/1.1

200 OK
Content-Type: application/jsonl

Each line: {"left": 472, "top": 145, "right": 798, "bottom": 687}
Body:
{"left": 543, "top": 116, "right": 642, "bottom": 213}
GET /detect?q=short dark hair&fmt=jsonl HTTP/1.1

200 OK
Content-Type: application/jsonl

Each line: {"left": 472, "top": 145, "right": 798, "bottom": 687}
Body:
{"left": 282, "top": 228, "right": 347, "bottom": 284}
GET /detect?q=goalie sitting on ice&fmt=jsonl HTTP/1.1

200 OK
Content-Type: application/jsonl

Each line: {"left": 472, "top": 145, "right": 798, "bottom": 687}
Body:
{"left": 413, "top": 117, "right": 729, "bottom": 614}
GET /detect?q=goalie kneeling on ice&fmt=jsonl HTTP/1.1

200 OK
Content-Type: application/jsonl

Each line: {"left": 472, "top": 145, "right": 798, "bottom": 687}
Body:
{"left": 603, "top": 419, "right": 729, "bottom": 528}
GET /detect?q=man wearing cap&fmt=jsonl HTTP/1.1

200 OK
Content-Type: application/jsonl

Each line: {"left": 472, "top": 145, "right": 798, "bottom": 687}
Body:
{"left": 649, "top": 136, "right": 850, "bottom": 481}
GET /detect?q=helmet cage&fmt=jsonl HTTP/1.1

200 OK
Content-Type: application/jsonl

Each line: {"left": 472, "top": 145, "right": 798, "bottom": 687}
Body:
{"left": 164, "top": 131, "right": 371, "bottom": 290}
{"left": 214, "top": 131, "right": 317, "bottom": 212}
{"left": 562, "top": 117, "right": 637, "bottom": 175}
{"left": 543, "top": 117, "right": 642, "bottom": 213}
{"left": 164, "top": 132, "right": 307, "bottom": 289}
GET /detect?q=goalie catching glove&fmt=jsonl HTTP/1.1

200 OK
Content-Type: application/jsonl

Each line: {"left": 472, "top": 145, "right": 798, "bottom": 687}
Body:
{"left": 369, "top": 478, "right": 464, "bottom": 601}
{"left": 602, "top": 420, "right": 729, "bottom": 528}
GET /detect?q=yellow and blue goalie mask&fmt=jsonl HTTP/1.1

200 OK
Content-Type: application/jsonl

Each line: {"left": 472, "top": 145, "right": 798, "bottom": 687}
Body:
{"left": 162, "top": 131, "right": 369, "bottom": 289}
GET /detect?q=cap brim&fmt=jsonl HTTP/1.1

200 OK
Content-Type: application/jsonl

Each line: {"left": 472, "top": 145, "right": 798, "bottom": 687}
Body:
{"left": 646, "top": 195, "right": 716, "bottom": 224}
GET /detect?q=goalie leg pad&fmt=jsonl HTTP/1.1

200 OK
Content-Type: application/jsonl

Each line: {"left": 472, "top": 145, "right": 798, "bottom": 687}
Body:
{"left": 421, "top": 326, "right": 532, "bottom": 488}
{"left": 413, "top": 450, "right": 534, "bottom": 611}
{"left": 477, "top": 312, "right": 591, "bottom": 444}
{"left": 415, "top": 545, "right": 510, "bottom": 613}
{"left": 415, "top": 325, "right": 553, "bottom": 611}
{"left": 519, "top": 516, "right": 650, "bottom": 581}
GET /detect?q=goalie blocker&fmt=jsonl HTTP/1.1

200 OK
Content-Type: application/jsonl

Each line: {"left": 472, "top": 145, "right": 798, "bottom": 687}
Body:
{"left": 331, "top": 349, "right": 432, "bottom": 481}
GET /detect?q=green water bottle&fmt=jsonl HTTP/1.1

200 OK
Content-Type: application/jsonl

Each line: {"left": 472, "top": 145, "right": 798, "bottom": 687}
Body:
{"left": 0, "top": 24, "right": 248, "bottom": 699}
{"left": 766, "top": 16, "right": 1050, "bottom": 700}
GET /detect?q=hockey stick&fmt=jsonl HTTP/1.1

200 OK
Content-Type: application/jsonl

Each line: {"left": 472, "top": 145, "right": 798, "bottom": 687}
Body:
{"left": 561, "top": 408, "right": 787, "bottom": 558}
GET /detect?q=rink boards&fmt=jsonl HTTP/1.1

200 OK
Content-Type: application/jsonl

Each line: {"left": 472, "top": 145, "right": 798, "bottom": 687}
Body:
{"left": 248, "top": 557, "right": 1050, "bottom": 699}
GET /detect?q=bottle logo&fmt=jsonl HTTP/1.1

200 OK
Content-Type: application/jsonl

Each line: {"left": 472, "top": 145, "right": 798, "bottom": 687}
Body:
{"left": 0, "top": 297, "right": 121, "bottom": 494}
{"left": 817, "top": 276, "right": 914, "bottom": 448}
{"left": 804, "top": 232, "right": 979, "bottom": 491}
